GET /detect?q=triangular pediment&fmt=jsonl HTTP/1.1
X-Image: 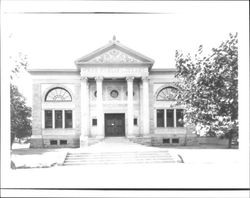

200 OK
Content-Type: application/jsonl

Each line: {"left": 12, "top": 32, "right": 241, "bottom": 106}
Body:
{"left": 75, "top": 39, "right": 154, "bottom": 66}
{"left": 87, "top": 48, "right": 142, "bottom": 64}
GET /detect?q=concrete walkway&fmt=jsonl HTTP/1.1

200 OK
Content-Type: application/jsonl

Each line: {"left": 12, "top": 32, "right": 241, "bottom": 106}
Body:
{"left": 77, "top": 137, "right": 174, "bottom": 152}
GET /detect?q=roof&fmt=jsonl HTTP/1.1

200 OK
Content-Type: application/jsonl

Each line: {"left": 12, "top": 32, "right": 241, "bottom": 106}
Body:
{"left": 75, "top": 36, "right": 155, "bottom": 69}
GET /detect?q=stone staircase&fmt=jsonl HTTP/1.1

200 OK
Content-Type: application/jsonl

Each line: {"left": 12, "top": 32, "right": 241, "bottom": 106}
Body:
{"left": 63, "top": 150, "right": 179, "bottom": 166}
{"left": 63, "top": 137, "right": 182, "bottom": 166}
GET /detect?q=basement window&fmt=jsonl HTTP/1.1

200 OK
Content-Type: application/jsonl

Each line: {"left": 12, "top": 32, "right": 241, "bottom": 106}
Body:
{"left": 60, "top": 140, "right": 67, "bottom": 145}
{"left": 163, "top": 138, "right": 170, "bottom": 144}
{"left": 50, "top": 140, "right": 57, "bottom": 145}
{"left": 172, "top": 138, "right": 179, "bottom": 144}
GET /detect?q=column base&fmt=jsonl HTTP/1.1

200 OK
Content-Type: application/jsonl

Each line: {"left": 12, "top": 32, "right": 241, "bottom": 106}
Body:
{"left": 141, "top": 133, "right": 151, "bottom": 138}
{"left": 96, "top": 135, "right": 104, "bottom": 139}
{"left": 80, "top": 135, "right": 89, "bottom": 147}
{"left": 128, "top": 136, "right": 152, "bottom": 146}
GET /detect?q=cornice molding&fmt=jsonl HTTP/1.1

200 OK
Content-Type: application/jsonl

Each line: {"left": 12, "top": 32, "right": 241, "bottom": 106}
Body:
{"left": 126, "top": 76, "right": 135, "bottom": 82}
{"left": 95, "top": 76, "right": 104, "bottom": 81}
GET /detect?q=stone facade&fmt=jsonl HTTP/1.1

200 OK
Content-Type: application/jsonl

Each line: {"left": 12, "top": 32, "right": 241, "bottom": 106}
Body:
{"left": 28, "top": 38, "right": 197, "bottom": 148}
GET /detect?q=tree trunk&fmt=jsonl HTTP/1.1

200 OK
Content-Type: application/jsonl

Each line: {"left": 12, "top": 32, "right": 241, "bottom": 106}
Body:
{"left": 228, "top": 130, "right": 232, "bottom": 149}
{"left": 11, "top": 132, "right": 15, "bottom": 150}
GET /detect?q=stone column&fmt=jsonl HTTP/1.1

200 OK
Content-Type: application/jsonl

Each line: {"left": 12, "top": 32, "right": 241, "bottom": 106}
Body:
{"left": 126, "top": 76, "right": 134, "bottom": 137}
{"left": 154, "top": 109, "right": 157, "bottom": 128}
{"left": 80, "top": 76, "right": 89, "bottom": 146}
{"left": 142, "top": 76, "right": 150, "bottom": 135}
{"left": 95, "top": 76, "right": 104, "bottom": 138}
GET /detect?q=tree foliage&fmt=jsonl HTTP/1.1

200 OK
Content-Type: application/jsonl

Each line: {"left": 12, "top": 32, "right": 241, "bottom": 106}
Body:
{"left": 10, "top": 84, "right": 32, "bottom": 142}
{"left": 175, "top": 33, "right": 238, "bottom": 148}
{"left": 10, "top": 53, "right": 28, "bottom": 80}
{"left": 10, "top": 53, "right": 32, "bottom": 145}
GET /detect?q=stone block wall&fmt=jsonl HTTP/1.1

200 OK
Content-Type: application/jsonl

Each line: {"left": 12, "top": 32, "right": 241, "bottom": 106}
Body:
{"left": 30, "top": 80, "right": 81, "bottom": 148}
{"left": 149, "top": 80, "right": 155, "bottom": 134}
{"left": 129, "top": 137, "right": 152, "bottom": 146}
{"left": 30, "top": 83, "right": 43, "bottom": 148}
{"left": 43, "top": 136, "right": 80, "bottom": 148}
{"left": 151, "top": 134, "right": 199, "bottom": 146}
{"left": 74, "top": 83, "right": 81, "bottom": 135}
{"left": 30, "top": 137, "right": 43, "bottom": 148}
{"left": 197, "top": 137, "right": 229, "bottom": 145}
{"left": 128, "top": 134, "right": 199, "bottom": 147}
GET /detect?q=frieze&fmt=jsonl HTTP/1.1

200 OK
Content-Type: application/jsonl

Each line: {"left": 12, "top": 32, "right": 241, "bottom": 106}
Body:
{"left": 81, "top": 67, "right": 148, "bottom": 77}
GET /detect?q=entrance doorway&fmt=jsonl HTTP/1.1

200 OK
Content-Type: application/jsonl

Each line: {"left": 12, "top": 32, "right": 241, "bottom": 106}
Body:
{"left": 105, "top": 113, "right": 125, "bottom": 137}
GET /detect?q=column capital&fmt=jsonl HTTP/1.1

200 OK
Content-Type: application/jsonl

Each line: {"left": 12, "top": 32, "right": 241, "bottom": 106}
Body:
{"left": 80, "top": 76, "right": 88, "bottom": 81}
{"left": 126, "top": 76, "right": 135, "bottom": 82}
{"left": 95, "top": 76, "right": 104, "bottom": 82}
{"left": 142, "top": 76, "right": 149, "bottom": 82}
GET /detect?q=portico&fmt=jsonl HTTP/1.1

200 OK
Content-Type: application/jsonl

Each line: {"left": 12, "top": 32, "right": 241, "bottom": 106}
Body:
{"left": 75, "top": 38, "right": 154, "bottom": 145}
{"left": 79, "top": 75, "right": 150, "bottom": 143}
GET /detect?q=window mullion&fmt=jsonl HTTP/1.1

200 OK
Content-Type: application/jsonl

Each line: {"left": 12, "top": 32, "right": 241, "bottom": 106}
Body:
{"left": 62, "top": 110, "right": 65, "bottom": 129}
{"left": 164, "top": 109, "right": 167, "bottom": 128}
{"left": 174, "top": 109, "right": 177, "bottom": 128}
{"left": 52, "top": 110, "right": 55, "bottom": 129}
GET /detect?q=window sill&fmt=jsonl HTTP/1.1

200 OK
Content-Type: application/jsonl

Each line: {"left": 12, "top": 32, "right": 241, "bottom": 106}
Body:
{"left": 43, "top": 128, "right": 75, "bottom": 130}
{"left": 156, "top": 127, "right": 174, "bottom": 128}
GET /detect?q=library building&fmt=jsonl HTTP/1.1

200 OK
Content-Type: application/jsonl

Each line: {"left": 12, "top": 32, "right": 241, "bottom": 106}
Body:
{"left": 28, "top": 37, "right": 197, "bottom": 148}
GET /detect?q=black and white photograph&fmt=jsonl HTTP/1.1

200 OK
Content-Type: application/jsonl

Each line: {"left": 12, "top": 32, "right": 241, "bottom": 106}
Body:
{"left": 1, "top": 1, "right": 249, "bottom": 197}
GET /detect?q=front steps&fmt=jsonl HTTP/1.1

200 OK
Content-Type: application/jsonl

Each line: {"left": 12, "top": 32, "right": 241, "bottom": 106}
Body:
{"left": 63, "top": 150, "right": 179, "bottom": 166}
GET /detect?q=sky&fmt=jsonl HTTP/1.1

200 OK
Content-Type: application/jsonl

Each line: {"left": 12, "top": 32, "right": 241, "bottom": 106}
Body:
{"left": 2, "top": 0, "right": 249, "bottom": 105}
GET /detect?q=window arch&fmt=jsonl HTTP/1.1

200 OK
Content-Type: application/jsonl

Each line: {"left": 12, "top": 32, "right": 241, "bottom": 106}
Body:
{"left": 45, "top": 87, "right": 72, "bottom": 102}
{"left": 156, "top": 86, "right": 178, "bottom": 101}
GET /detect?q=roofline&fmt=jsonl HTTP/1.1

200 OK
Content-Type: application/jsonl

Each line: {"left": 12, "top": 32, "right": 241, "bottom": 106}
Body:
{"left": 150, "top": 68, "right": 177, "bottom": 72}
{"left": 27, "top": 68, "right": 79, "bottom": 74}
{"left": 75, "top": 63, "right": 154, "bottom": 71}
{"left": 116, "top": 41, "right": 155, "bottom": 63}
{"left": 75, "top": 41, "right": 114, "bottom": 64}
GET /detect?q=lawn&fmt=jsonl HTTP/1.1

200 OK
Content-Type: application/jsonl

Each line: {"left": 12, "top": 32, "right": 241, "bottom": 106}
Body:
{"left": 11, "top": 143, "right": 69, "bottom": 168}
{"left": 11, "top": 142, "right": 240, "bottom": 169}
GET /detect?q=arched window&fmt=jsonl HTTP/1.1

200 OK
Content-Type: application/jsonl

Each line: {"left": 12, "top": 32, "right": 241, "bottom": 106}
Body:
{"left": 156, "top": 87, "right": 178, "bottom": 101}
{"left": 155, "top": 86, "right": 184, "bottom": 128}
{"left": 45, "top": 87, "right": 72, "bottom": 102}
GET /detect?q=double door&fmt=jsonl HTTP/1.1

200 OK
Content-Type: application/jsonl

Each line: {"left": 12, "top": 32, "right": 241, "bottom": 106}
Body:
{"left": 105, "top": 113, "right": 125, "bottom": 137}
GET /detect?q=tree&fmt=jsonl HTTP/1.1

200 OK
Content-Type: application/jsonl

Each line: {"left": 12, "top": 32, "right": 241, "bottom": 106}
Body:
{"left": 175, "top": 33, "right": 238, "bottom": 148}
{"left": 10, "top": 53, "right": 32, "bottom": 146}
